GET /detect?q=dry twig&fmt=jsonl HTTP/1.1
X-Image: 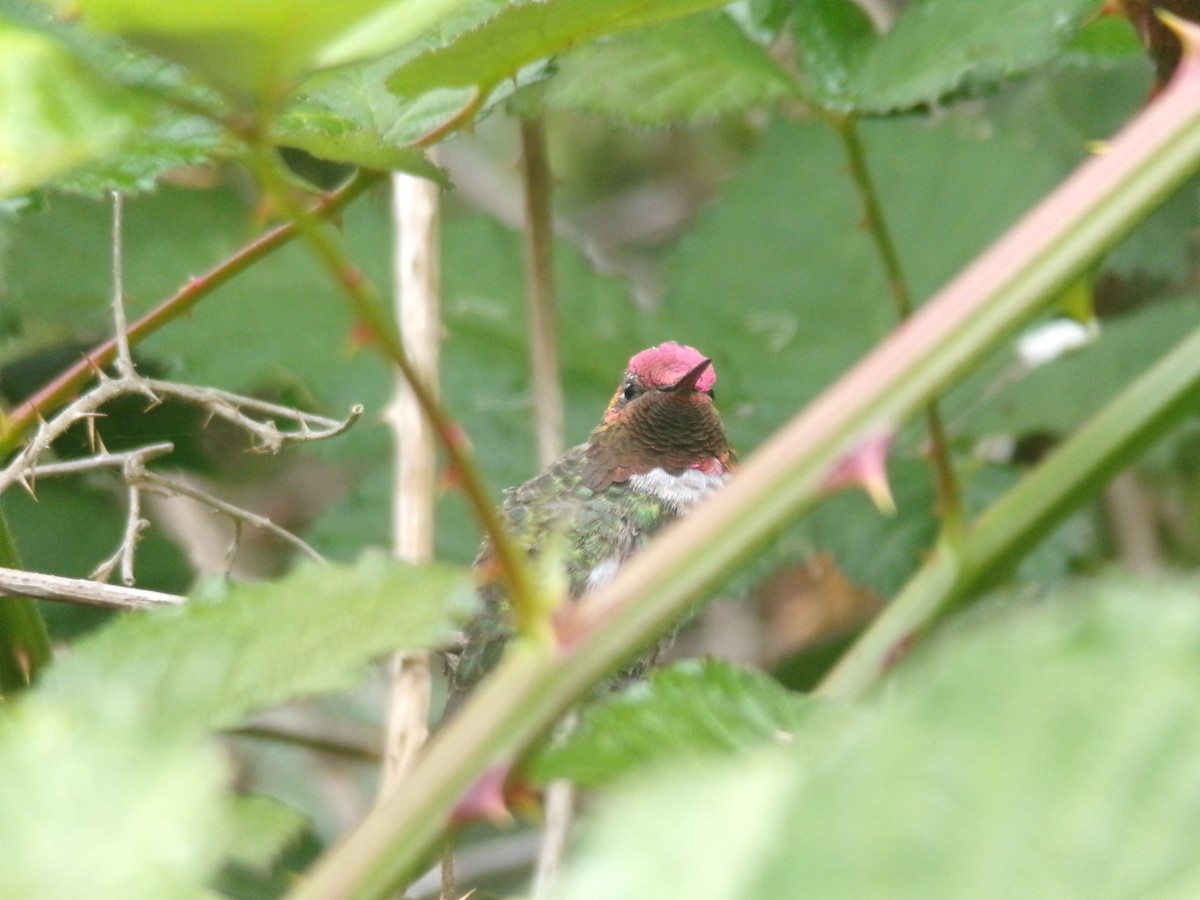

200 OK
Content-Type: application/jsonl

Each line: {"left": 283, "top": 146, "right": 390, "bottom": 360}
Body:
{"left": 1, "top": 215, "right": 363, "bottom": 600}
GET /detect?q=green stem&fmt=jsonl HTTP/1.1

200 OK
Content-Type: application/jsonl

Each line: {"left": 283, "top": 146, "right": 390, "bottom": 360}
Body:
{"left": 519, "top": 113, "right": 565, "bottom": 467}
{"left": 832, "top": 113, "right": 962, "bottom": 525}
{"left": 244, "top": 146, "right": 541, "bottom": 636}
{"left": 289, "top": 25, "right": 1200, "bottom": 900}
{"left": 818, "top": 322, "right": 1200, "bottom": 700}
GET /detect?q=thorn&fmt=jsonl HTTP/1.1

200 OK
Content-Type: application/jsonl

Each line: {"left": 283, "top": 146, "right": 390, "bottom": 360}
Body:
{"left": 14, "top": 646, "right": 32, "bottom": 685}
{"left": 823, "top": 432, "right": 896, "bottom": 514}
{"left": 440, "top": 422, "right": 468, "bottom": 451}
{"left": 139, "top": 385, "right": 163, "bottom": 411}
{"left": 1157, "top": 10, "right": 1200, "bottom": 65}
{"left": 450, "top": 765, "right": 515, "bottom": 827}
{"left": 16, "top": 470, "right": 37, "bottom": 499}
{"left": 348, "top": 321, "right": 376, "bottom": 352}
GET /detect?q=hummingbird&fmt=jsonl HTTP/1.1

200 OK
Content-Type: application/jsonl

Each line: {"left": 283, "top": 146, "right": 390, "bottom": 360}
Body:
{"left": 446, "top": 341, "right": 736, "bottom": 701}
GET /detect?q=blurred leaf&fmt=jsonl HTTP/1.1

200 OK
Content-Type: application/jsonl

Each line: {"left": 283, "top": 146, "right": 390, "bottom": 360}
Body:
{"left": 278, "top": 54, "right": 464, "bottom": 175}
{"left": 73, "top": 0, "right": 471, "bottom": 101}
{"left": 273, "top": 101, "right": 444, "bottom": 178}
{"left": 53, "top": 109, "right": 224, "bottom": 195}
{"left": 1062, "top": 13, "right": 1145, "bottom": 63}
{"left": 655, "top": 110, "right": 1067, "bottom": 452}
{"left": 543, "top": 12, "right": 797, "bottom": 124}
{"left": 557, "top": 575, "right": 1200, "bottom": 898}
{"left": 787, "top": 0, "right": 875, "bottom": 106}
{"left": 529, "top": 658, "right": 814, "bottom": 787}
{"left": 0, "top": 701, "right": 226, "bottom": 899}
{"left": 225, "top": 794, "right": 310, "bottom": 873}
{"left": 38, "top": 552, "right": 475, "bottom": 733}
{"left": 804, "top": 456, "right": 1091, "bottom": 601}
{"left": 0, "top": 4, "right": 226, "bottom": 194}
{"left": 0, "top": 183, "right": 388, "bottom": 401}
{"left": 387, "top": 0, "right": 731, "bottom": 101}
{"left": 793, "top": 0, "right": 1099, "bottom": 113}
{"left": 281, "top": 0, "right": 513, "bottom": 155}
{"left": 0, "top": 20, "right": 146, "bottom": 196}
{"left": 955, "top": 297, "right": 1200, "bottom": 439}
{"left": 806, "top": 458, "right": 938, "bottom": 598}
{"left": 1105, "top": 175, "right": 1200, "bottom": 284}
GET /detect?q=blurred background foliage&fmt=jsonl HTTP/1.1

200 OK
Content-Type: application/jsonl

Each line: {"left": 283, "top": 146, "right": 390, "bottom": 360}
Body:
{"left": 2, "top": 0, "right": 1200, "bottom": 895}
{"left": 5, "top": 1, "right": 1194, "bottom": 625}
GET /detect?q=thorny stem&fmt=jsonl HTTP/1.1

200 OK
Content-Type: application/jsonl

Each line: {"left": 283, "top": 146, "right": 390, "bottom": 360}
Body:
{"left": 244, "top": 146, "right": 541, "bottom": 636}
{"left": 0, "top": 170, "right": 380, "bottom": 458}
{"left": 832, "top": 113, "right": 963, "bottom": 527}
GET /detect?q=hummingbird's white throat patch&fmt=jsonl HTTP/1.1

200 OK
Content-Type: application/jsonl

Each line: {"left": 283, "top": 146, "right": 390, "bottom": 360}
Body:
{"left": 628, "top": 466, "right": 730, "bottom": 515}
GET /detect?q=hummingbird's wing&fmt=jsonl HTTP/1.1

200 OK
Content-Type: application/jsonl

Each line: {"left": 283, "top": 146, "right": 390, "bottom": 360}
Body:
{"left": 446, "top": 444, "right": 674, "bottom": 704}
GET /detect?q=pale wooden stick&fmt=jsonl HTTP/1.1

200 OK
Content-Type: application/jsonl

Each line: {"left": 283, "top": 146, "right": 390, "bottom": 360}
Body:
{"left": 0, "top": 565, "right": 183, "bottom": 610}
{"left": 379, "top": 161, "right": 442, "bottom": 804}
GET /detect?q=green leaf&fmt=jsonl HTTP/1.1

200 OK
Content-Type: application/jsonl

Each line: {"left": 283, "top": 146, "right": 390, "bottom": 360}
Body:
{"left": 543, "top": 12, "right": 796, "bottom": 124}
{"left": 38, "top": 552, "right": 475, "bottom": 733}
{"left": 225, "top": 794, "right": 310, "bottom": 873}
{"left": 0, "top": 5, "right": 227, "bottom": 194}
{"left": 794, "top": 0, "right": 1099, "bottom": 113}
{"left": 529, "top": 658, "right": 815, "bottom": 787}
{"left": 273, "top": 101, "right": 444, "bottom": 178}
{"left": 0, "top": 702, "right": 227, "bottom": 898}
{"left": 557, "top": 575, "right": 1200, "bottom": 898}
{"left": 73, "top": 0, "right": 472, "bottom": 101}
{"left": 0, "top": 551, "right": 457, "bottom": 897}
{"left": 1062, "top": 13, "right": 1145, "bottom": 64}
{"left": 387, "top": 0, "right": 732, "bottom": 101}
{"left": 282, "top": 0, "right": 512, "bottom": 153}
{"left": 787, "top": 0, "right": 876, "bottom": 106}
{"left": 52, "top": 106, "right": 224, "bottom": 195}
{"left": 0, "top": 21, "right": 145, "bottom": 196}
{"left": 277, "top": 55, "right": 462, "bottom": 176}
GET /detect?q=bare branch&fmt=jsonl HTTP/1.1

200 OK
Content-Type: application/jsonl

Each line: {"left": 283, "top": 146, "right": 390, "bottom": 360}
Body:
{"left": 0, "top": 368, "right": 356, "bottom": 584}
{"left": 32, "top": 443, "right": 176, "bottom": 479}
{"left": 0, "top": 565, "right": 183, "bottom": 610}
{"left": 110, "top": 191, "right": 135, "bottom": 378}
{"left": 132, "top": 468, "right": 325, "bottom": 563}
{"left": 140, "top": 378, "right": 363, "bottom": 452}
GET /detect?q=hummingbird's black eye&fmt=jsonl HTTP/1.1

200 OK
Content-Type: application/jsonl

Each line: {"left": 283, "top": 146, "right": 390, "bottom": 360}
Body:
{"left": 622, "top": 383, "right": 639, "bottom": 401}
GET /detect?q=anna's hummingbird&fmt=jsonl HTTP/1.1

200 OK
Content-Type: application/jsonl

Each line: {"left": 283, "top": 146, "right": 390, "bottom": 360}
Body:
{"left": 447, "top": 341, "right": 735, "bottom": 700}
